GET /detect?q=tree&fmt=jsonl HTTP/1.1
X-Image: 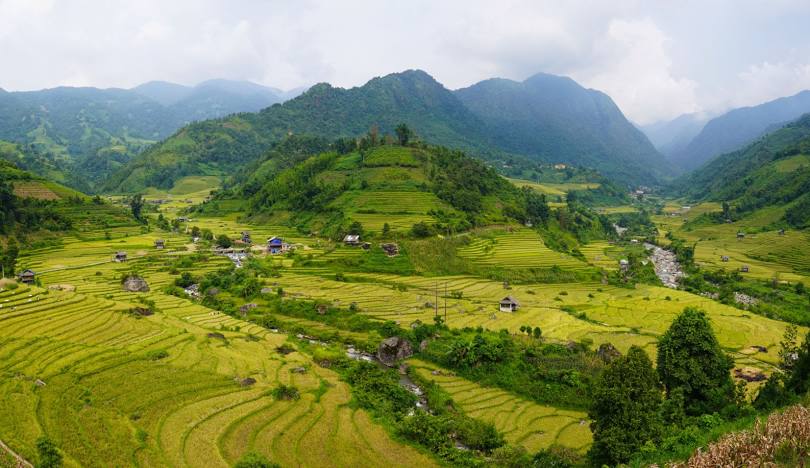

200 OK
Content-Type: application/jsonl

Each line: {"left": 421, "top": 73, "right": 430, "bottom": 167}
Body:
{"left": 129, "top": 194, "right": 144, "bottom": 221}
{"left": 722, "top": 201, "right": 731, "bottom": 219}
{"left": 35, "top": 436, "right": 63, "bottom": 468}
{"left": 656, "top": 308, "right": 735, "bottom": 416}
{"left": 382, "top": 223, "right": 391, "bottom": 236}
{"left": 411, "top": 221, "right": 432, "bottom": 238}
{"left": 347, "top": 221, "right": 364, "bottom": 236}
{"left": 215, "top": 234, "right": 232, "bottom": 249}
{"left": 778, "top": 324, "right": 800, "bottom": 372}
{"left": 532, "top": 327, "right": 542, "bottom": 340}
{"left": 786, "top": 330, "right": 810, "bottom": 395}
{"left": 395, "top": 123, "right": 413, "bottom": 146}
{"left": 233, "top": 451, "right": 279, "bottom": 468}
{"left": 2, "top": 237, "right": 19, "bottom": 278}
{"left": 588, "top": 346, "right": 663, "bottom": 466}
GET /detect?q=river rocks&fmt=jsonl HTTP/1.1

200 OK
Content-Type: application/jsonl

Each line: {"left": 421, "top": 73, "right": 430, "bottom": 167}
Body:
{"left": 122, "top": 275, "right": 150, "bottom": 292}
{"left": 596, "top": 343, "right": 622, "bottom": 363}
{"left": 377, "top": 336, "right": 413, "bottom": 367}
{"left": 644, "top": 243, "right": 684, "bottom": 288}
{"left": 734, "top": 292, "right": 758, "bottom": 308}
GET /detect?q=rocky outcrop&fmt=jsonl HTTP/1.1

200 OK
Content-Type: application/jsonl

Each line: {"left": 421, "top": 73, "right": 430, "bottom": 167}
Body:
{"left": 122, "top": 275, "right": 150, "bottom": 292}
{"left": 377, "top": 336, "right": 413, "bottom": 367}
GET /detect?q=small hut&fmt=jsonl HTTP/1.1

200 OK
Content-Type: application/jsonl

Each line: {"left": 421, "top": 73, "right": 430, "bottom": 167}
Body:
{"left": 740, "top": 265, "right": 750, "bottom": 273}
{"left": 619, "top": 259, "right": 630, "bottom": 271}
{"left": 344, "top": 234, "right": 361, "bottom": 246}
{"left": 18, "top": 269, "right": 36, "bottom": 284}
{"left": 499, "top": 296, "right": 520, "bottom": 313}
{"left": 779, "top": 229, "right": 786, "bottom": 236}
{"left": 316, "top": 304, "right": 328, "bottom": 315}
{"left": 114, "top": 251, "right": 127, "bottom": 262}
{"left": 241, "top": 231, "right": 252, "bottom": 244}
{"left": 154, "top": 239, "right": 165, "bottom": 249}
{"left": 737, "top": 231, "right": 745, "bottom": 240}
{"left": 267, "top": 237, "right": 284, "bottom": 254}
{"left": 721, "top": 255, "right": 730, "bottom": 262}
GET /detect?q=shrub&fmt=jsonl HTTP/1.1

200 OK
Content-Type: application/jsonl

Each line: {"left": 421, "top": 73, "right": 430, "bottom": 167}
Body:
{"left": 233, "top": 451, "right": 280, "bottom": 468}
{"left": 36, "top": 436, "right": 62, "bottom": 468}
{"left": 270, "top": 384, "right": 300, "bottom": 401}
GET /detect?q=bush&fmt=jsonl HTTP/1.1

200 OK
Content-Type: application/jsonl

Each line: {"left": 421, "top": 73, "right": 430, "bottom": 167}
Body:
{"left": 270, "top": 384, "right": 300, "bottom": 401}
{"left": 233, "top": 452, "right": 280, "bottom": 468}
{"left": 35, "top": 436, "right": 62, "bottom": 468}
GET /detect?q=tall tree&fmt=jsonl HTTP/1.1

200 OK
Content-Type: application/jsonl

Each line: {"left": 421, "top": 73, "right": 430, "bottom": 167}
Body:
{"left": 657, "top": 307, "right": 735, "bottom": 415}
{"left": 129, "top": 194, "right": 144, "bottom": 221}
{"left": 3, "top": 237, "right": 19, "bottom": 278}
{"left": 588, "top": 346, "right": 663, "bottom": 466}
{"left": 395, "top": 123, "right": 413, "bottom": 146}
{"left": 786, "top": 330, "right": 810, "bottom": 395}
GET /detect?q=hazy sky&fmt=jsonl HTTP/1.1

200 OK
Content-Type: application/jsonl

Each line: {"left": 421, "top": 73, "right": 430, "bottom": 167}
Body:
{"left": 2, "top": 0, "right": 810, "bottom": 124}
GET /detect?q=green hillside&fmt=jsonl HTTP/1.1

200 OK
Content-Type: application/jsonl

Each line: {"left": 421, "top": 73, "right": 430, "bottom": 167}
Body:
{"left": 674, "top": 113, "right": 810, "bottom": 227}
{"left": 455, "top": 74, "right": 673, "bottom": 183}
{"left": 224, "top": 144, "right": 548, "bottom": 238}
{"left": 106, "top": 70, "right": 670, "bottom": 193}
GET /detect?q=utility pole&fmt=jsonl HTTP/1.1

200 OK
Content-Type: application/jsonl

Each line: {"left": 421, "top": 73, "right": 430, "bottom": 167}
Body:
{"left": 434, "top": 282, "right": 438, "bottom": 319}
{"left": 443, "top": 283, "right": 447, "bottom": 321}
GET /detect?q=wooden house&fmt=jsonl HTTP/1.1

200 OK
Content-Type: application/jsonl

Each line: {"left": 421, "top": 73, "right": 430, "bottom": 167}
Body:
{"left": 499, "top": 296, "right": 520, "bottom": 312}
{"left": 344, "top": 234, "right": 361, "bottom": 246}
{"left": 740, "top": 265, "right": 750, "bottom": 273}
{"left": 619, "top": 259, "right": 630, "bottom": 271}
{"left": 241, "top": 231, "right": 252, "bottom": 244}
{"left": 18, "top": 269, "right": 35, "bottom": 284}
{"left": 154, "top": 239, "right": 165, "bottom": 249}
{"left": 114, "top": 252, "right": 127, "bottom": 262}
{"left": 737, "top": 231, "right": 745, "bottom": 240}
{"left": 721, "top": 255, "right": 730, "bottom": 262}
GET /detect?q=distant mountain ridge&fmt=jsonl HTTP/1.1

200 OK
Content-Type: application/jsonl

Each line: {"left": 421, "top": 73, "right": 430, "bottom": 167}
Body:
{"left": 639, "top": 113, "right": 709, "bottom": 158}
{"left": 0, "top": 79, "right": 303, "bottom": 191}
{"left": 673, "top": 113, "right": 810, "bottom": 228}
{"left": 669, "top": 90, "right": 810, "bottom": 170}
{"left": 106, "top": 70, "right": 671, "bottom": 192}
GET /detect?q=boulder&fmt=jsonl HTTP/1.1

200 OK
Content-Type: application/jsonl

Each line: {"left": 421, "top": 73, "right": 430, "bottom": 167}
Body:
{"left": 596, "top": 343, "right": 622, "bottom": 363}
{"left": 377, "top": 336, "right": 413, "bottom": 367}
{"left": 122, "top": 276, "right": 150, "bottom": 293}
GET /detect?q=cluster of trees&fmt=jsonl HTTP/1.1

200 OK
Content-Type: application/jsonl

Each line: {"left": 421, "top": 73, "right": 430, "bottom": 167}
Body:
{"left": 587, "top": 307, "right": 808, "bottom": 466}
{"left": 754, "top": 324, "right": 810, "bottom": 410}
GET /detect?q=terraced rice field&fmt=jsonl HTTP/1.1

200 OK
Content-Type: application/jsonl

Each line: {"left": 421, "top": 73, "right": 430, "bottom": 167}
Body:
{"left": 271, "top": 270, "right": 799, "bottom": 369}
{"left": 457, "top": 228, "right": 589, "bottom": 270}
{"left": 2, "top": 244, "right": 435, "bottom": 467}
{"left": 508, "top": 179, "right": 600, "bottom": 197}
{"left": 410, "top": 359, "right": 592, "bottom": 453}
{"left": 11, "top": 181, "right": 60, "bottom": 200}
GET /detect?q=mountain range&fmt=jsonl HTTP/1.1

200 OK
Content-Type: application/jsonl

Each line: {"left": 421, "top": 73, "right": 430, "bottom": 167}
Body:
{"left": 673, "top": 112, "right": 810, "bottom": 227}
{"left": 0, "top": 79, "right": 304, "bottom": 190}
{"left": 642, "top": 90, "right": 810, "bottom": 171}
{"left": 106, "top": 70, "right": 672, "bottom": 193}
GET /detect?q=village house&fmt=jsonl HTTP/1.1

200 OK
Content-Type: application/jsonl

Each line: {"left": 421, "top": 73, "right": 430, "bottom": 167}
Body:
{"left": 619, "top": 259, "right": 630, "bottom": 271}
{"left": 499, "top": 296, "right": 520, "bottom": 312}
{"left": 740, "top": 265, "right": 750, "bottom": 273}
{"left": 18, "top": 269, "right": 35, "bottom": 284}
{"left": 721, "top": 255, "right": 730, "bottom": 262}
{"left": 267, "top": 237, "right": 287, "bottom": 254}
{"left": 737, "top": 231, "right": 746, "bottom": 240}
{"left": 316, "top": 304, "right": 328, "bottom": 315}
{"left": 553, "top": 163, "right": 567, "bottom": 170}
{"left": 114, "top": 251, "right": 127, "bottom": 262}
{"left": 344, "top": 234, "right": 361, "bottom": 246}
{"left": 154, "top": 239, "right": 165, "bottom": 249}
{"left": 779, "top": 229, "right": 786, "bottom": 236}
{"left": 241, "top": 231, "right": 252, "bottom": 244}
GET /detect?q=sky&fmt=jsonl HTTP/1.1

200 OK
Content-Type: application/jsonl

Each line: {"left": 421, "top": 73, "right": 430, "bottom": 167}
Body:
{"left": 2, "top": 0, "right": 810, "bottom": 125}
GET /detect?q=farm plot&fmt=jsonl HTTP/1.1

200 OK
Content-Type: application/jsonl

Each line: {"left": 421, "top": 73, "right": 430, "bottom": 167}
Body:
{"left": 410, "top": 359, "right": 592, "bottom": 453}
{"left": 272, "top": 271, "right": 798, "bottom": 369}
{"left": 457, "top": 228, "right": 589, "bottom": 270}
{"left": 0, "top": 265, "right": 434, "bottom": 467}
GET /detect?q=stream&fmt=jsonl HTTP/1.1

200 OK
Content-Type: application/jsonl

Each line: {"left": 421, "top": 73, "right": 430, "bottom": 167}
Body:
{"left": 346, "top": 346, "right": 429, "bottom": 410}
{"left": 644, "top": 242, "right": 684, "bottom": 288}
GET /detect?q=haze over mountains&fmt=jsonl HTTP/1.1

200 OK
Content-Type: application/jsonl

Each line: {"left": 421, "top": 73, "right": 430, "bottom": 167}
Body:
{"left": 642, "top": 90, "right": 810, "bottom": 171}
{"left": 106, "top": 70, "right": 671, "bottom": 193}
{"left": 0, "top": 79, "right": 305, "bottom": 190}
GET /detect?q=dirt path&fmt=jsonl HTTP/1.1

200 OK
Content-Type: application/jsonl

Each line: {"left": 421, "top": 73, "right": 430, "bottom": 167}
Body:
{"left": 0, "top": 439, "right": 32, "bottom": 468}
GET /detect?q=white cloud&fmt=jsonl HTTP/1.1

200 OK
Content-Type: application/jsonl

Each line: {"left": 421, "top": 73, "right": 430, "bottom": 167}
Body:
{"left": 574, "top": 18, "right": 700, "bottom": 124}
{"left": 0, "top": 0, "right": 808, "bottom": 124}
